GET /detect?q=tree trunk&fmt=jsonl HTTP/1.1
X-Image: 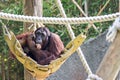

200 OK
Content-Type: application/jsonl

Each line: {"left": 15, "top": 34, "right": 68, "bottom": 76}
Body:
{"left": 23, "top": 0, "right": 43, "bottom": 80}
{"left": 96, "top": 32, "right": 120, "bottom": 80}
{"left": 1, "top": 53, "right": 5, "bottom": 80}
{"left": 23, "top": 0, "right": 43, "bottom": 32}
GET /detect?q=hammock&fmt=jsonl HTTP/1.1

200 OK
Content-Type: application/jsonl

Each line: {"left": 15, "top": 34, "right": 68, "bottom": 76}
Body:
{"left": 2, "top": 24, "right": 86, "bottom": 79}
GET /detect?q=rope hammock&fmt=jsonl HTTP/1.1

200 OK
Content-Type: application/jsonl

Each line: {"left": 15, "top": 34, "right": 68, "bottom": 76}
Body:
{"left": 1, "top": 21, "right": 86, "bottom": 79}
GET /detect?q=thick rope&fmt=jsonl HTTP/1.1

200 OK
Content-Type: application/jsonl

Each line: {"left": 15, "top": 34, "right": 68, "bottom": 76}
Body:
{"left": 106, "top": 16, "right": 120, "bottom": 42}
{"left": 57, "top": 1, "right": 103, "bottom": 80}
{"left": 56, "top": 0, "right": 92, "bottom": 75}
{"left": 0, "top": 12, "right": 120, "bottom": 24}
{"left": 86, "top": 74, "right": 103, "bottom": 80}
{"left": 72, "top": 0, "right": 97, "bottom": 31}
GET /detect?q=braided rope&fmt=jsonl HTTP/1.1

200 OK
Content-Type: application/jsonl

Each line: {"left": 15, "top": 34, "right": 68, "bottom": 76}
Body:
{"left": 86, "top": 74, "right": 103, "bottom": 80}
{"left": 0, "top": 12, "right": 120, "bottom": 24}
{"left": 56, "top": 0, "right": 92, "bottom": 75}
{"left": 106, "top": 16, "right": 120, "bottom": 42}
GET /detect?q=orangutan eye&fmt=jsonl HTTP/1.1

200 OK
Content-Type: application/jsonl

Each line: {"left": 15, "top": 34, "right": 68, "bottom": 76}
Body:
{"left": 41, "top": 33, "right": 44, "bottom": 37}
{"left": 36, "top": 32, "right": 41, "bottom": 35}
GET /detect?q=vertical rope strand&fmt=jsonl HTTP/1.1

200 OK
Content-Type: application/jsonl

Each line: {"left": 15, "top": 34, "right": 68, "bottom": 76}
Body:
{"left": 56, "top": 0, "right": 92, "bottom": 75}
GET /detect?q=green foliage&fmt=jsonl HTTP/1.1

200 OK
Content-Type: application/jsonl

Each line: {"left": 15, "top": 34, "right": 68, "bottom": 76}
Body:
{"left": 0, "top": 1, "right": 23, "bottom": 80}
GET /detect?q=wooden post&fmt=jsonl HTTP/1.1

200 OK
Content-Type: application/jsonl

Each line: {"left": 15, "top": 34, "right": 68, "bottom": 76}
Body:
{"left": 96, "top": 32, "right": 120, "bottom": 80}
{"left": 23, "top": 0, "right": 43, "bottom": 80}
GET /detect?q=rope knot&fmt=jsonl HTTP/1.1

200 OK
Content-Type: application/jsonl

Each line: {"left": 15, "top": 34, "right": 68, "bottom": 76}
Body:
{"left": 86, "top": 74, "right": 103, "bottom": 80}
{"left": 106, "top": 16, "right": 120, "bottom": 42}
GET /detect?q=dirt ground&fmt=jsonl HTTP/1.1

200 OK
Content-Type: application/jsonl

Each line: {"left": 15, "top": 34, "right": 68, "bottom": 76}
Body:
{"left": 47, "top": 31, "right": 120, "bottom": 80}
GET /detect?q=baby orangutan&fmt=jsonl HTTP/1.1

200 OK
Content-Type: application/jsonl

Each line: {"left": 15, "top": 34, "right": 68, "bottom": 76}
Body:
{"left": 16, "top": 27, "right": 64, "bottom": 65}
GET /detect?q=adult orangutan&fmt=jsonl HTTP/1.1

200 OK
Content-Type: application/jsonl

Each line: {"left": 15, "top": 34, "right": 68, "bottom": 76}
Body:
{"left": 15, "top": 27, "right": 64, "bottom": 65}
